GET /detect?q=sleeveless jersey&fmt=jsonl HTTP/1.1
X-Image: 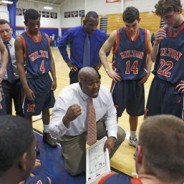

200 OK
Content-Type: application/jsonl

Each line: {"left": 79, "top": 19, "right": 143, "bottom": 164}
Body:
{"left": 153, "top": 23, "right": 184, "bottom": 84}
{"left": 20, "top": 31, "right": 51, "bottom": 78}
{"left": 113, "top": 28, "right": 148, "bottom": 80}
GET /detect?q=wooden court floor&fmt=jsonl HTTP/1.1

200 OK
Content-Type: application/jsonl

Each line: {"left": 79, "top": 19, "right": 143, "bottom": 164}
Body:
{"left": 33, "top": 47, "right": 154, "bottom": 177}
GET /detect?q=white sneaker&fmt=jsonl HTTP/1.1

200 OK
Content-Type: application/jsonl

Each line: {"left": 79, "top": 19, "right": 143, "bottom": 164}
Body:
{"left": 129, "top": 137, "right": 138, "bottom": 147}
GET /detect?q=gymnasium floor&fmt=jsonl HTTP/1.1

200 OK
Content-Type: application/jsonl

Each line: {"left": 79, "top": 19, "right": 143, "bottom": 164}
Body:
{"left": 32, "top": 47, "right": 154, "bottom": 178}
{"left": 32, "top": 131, "right": 86, "bottom": 184}
{"left": 33, "top": 131, "right": 131, "bottom": 184}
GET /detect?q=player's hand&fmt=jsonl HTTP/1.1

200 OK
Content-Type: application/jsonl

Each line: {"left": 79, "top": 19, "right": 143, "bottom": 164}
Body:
{"left": 154, "top": 27, "right": 166, "bottom": 44}
{"left": 139, "top": 72, "right": 150, "bottom": 84}
{"left": 104, "top": 136, "right": 116, "bottom": 154}
{"left": 106, "top": 70, "right": 122, "bottom": 82}
{"left": 176, "top": 80, "right": 184, "bottom": 94}
{"left": 51, "top": 79, "right": 57, "bottom": 91}
{"left": 0, "top": 69, "right": 5, "bottom": 83}
{"left": 24, "top": 88, "right": 35, "bottom": 101}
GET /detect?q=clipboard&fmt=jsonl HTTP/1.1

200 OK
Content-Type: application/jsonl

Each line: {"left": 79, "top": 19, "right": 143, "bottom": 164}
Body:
{"left": 86, "top": 136, "right": 111, "bottom": 184}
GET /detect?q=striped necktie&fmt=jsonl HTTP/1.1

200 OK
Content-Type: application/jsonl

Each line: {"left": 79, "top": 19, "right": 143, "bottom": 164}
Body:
{"left": 4, "top": 42, "right": 15, "bottom": 84}
{"left": 83, "top": 34, "right": 90, "bottom": 67}
{"left": 86, "top": 98, "right": 97, "bottom": 146}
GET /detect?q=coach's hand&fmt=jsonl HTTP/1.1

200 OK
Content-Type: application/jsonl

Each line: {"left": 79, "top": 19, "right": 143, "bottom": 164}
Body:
{"left": 67, "top": 61, "right": 78, "bottom": 71}
{"left": 63, "top": 104, "right": 81, "bottom": 127}
{"left": 104, "top": 136, "right": 116, "bottom": 154}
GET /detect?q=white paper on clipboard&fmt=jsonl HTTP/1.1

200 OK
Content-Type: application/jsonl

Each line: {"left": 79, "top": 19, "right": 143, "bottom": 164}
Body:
{"left": 86, "top": 136, "right": 111, "bottom": 184}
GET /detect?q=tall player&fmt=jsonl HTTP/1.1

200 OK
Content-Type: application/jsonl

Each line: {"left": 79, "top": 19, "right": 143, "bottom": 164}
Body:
{"left": 99, "top": 7, "right": 152, "bottom": 147}
{"left": 146, "top": 0, "right": 184, "bottom": 119}
{"left": 15, "top": 9, "right": 57, "bottom": 151}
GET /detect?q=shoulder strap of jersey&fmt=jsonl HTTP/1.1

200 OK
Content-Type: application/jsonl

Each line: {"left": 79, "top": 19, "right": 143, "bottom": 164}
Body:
{"left": 144, "top": 29, "right": 150, "bottom": 54}
{"left": 44, "top": 33, "right": 51, "bottom": 46}
{"left": 19, "top": 34, "right": 27, "bottom": 58}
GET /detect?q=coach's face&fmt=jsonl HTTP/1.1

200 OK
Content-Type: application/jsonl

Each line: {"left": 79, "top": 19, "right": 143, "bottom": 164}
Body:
{"left": 0, "top": 23, "right": 12, "bottom": 42}
{"left": 83, "top": 17, "right": 99, "bottom": 34}
{"left": 79, "top": 72, "right": 101, "bottom": 98}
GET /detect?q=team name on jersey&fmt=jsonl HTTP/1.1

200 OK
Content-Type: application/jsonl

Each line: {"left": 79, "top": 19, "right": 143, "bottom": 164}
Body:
{"left": 29, "top": 50, "right": 49, "bottom": 62}
{"left": 120, "top": 50, "right": 144, "bottom": 60}
{"left": 160, "top": 48, "right": 182, "bottom": 61}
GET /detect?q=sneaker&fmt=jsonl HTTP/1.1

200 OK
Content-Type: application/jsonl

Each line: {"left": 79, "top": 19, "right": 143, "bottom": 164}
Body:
{"left": 43, "top": 132, "right": 57, "bottom": 148}
{"left": 129, "top": 137, "right": 138, "bottom": 147}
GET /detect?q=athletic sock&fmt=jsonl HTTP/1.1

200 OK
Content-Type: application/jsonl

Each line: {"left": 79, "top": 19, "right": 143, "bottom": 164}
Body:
{"left": 43, "top": 124, "right": 49, "bottom": 133}
{"left": 130, "top": 131, "right": 136, "bottom": 139}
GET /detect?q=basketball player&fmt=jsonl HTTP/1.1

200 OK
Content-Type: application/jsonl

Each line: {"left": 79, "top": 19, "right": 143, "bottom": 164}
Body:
{"left": 0, "top": 115, "right": 51, "bottom": 184}
{"left": 15, "top": 9, "right": 57, "bottom": 149}
{"left": 94, "top": 115, "right": 184, "bottom": 184}
{"left": 99, "top": 7, "right": 152, "bottom": 147}
{"left": 146, "top": 0, "right": 184, "bottom": 118}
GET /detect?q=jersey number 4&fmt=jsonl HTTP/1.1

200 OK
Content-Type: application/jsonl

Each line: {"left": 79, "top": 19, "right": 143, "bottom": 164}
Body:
{"left": 125, "top": 60, "right": 138, "bottom": 74}
{"left": 157, "top": 59, "right": 173, "bottom": 77}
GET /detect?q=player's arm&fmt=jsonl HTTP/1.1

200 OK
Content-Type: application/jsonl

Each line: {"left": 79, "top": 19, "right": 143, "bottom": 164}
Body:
{"left": 15, "top": 36, "right": 35, "bottom": 100}
{"left": 49, "top": 46, "right": 57, "bottom": 91}
{"left": 45, "top": 33, "right": 57, "bottom": 90}
{"left": 146, "top": 30, "right": 153, "bottom": 73}
{"left": 99, "top": 30, "right": 121, "bottom": 81}
{"left": 139, "top": 30, "right": 152, "bottom": 84}
{"left": 151, "top": 27, "right": 166, "bottom": 62}
{"left": 0, "top": 41, "right": 8, "bottom": 82}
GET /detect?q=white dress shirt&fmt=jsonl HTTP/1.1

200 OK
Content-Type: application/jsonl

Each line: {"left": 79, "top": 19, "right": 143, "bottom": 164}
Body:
{"left": 0, "top": 38, "right": 19, "bottom": 80}
{"left": 49, "top": 83, "right": 118, "bottom": 139}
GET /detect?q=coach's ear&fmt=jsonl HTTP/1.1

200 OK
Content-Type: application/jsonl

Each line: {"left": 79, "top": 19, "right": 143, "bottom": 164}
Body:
{"left": 136, "top": 145, "right": 143, "bottom": 164}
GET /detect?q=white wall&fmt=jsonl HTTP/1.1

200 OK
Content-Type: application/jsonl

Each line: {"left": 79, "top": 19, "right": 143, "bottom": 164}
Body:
{"left": 16, "top": 0, "right": 61, "bottom": 28}
{"left": 124, "top": 0, "right": 184, "bottom": 11}
{"left": 3, "top": 0, "right": 184, "bottom": 32}
{"left": 86, "top": 0, "right": 122, "bottom": 15}
{"left": 0, "top": 5, "right": 9, "bottom": 21}
{"left": 124, "top": 0, "right": 156, "bottom": 12}
{"left": 60, "top": 0, "right": 155, "bottom": 28}
{"left": 60, "top": 0, "right": 184, "bottom": 28}
{"left": 60, "top": 0, "right": 122, "bottom": 27}
{"left": 60, "top": 0, "right": 85, "bottom": 27}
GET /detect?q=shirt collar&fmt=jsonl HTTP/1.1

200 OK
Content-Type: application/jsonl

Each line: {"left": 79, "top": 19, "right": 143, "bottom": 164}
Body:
{"left": 4, "top": 38, "right": 14, "bottom": 47}
{"left": 82, "top": 26, "right": 96, "bottom": 37}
